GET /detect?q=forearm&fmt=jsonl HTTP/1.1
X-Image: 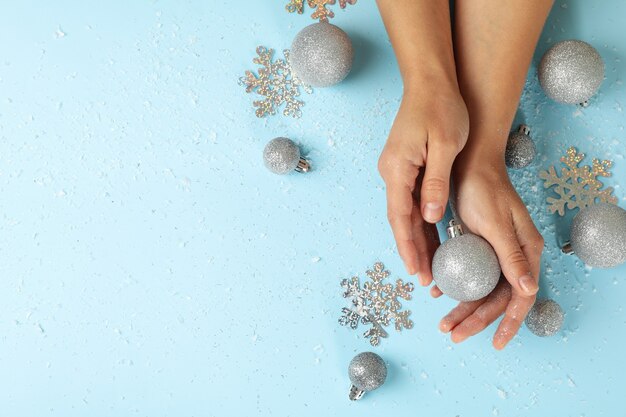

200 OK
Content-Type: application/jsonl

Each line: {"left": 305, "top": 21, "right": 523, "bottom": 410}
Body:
{"left": 376, "top": 0, "right": 458, "bottom": 93}
{"left": 454, "top": 0, "right": 553, "bottom": 167}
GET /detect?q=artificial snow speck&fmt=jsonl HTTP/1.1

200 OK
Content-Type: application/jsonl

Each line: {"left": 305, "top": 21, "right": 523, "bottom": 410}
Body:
{"left": 338, "top": 262, "right": 414, "bottom": 346}
{"left": 539, "top": 147, "right": 617, "bottom": 216}
{"left": 239, "top": 46, "right": 312, "bottom": 118}
{"left": 286, "top": 0, "right": 357, "bottom": 22}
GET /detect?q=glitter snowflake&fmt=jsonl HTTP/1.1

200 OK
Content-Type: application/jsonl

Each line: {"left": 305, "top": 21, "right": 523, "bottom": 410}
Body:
{"left": 239, "top": 46, "right": 312, "bottom": 118}
{"left": 286, "top": 0, "right": 357, "bottom": 22}
{"left": 539, "top": 146, "right": 617, "bottom": 216}
{"left": 338, "top": 262, "right": 414, "bottom": 346}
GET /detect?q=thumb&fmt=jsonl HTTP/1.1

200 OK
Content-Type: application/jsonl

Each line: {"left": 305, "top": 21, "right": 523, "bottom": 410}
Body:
{"left": 484, "top": 225, "right": 539, "bottom": 297}
{"left": 420, "top": 141, "right": 456, "bottom": 223}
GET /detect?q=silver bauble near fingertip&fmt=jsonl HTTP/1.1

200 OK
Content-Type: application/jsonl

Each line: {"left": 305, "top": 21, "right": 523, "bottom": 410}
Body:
{"left": 525, "top": 299, "right": 564, "bottom": 337}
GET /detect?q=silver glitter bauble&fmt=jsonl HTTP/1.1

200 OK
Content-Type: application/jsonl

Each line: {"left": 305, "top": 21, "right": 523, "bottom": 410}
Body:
{"left": 263, "top": 137, "right": 310, "bottom": 175}
{"left": 538, "top": 40, "right": 604, "bottom": 105}
{"left": 505, "top": 125, "right": 536, "bottom": 169}
{"left": 348, "top": 352, "right": 387, "bottom": 401}
{"left": 564, "top": 203, "right": 626, "bottom": 268}
{"left": 432, "top": 220, "right": 501, "bottom": 302}
{"left": 525, "top": 299, "right": 564, "bottom": 337}
{"left": 290, "top": 22, "right": 353, "bottom": 88}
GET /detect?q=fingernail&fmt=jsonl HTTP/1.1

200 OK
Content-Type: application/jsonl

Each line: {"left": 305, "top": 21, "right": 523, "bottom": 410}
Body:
{"left": 439, "top": 319, "right": 451, "bottom": 333}
{"left": 404, "top": 262, "right": 416, "bottom": 275}
{"left": 518, "top": 275, "right": 538, "bottom": 295}
{"left": 423, "top": 203, "right": 442, "bottom": 223}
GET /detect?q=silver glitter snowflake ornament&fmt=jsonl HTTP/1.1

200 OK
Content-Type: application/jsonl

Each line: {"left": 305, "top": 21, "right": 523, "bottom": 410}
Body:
{"left": 539, "top": 147, "right": 617, "bottom": 216}
{"left": 339, "top": 262, "right": 414, "bottom": 346}
{"left": 286, "top": 0, "right": 357, "bottom": 22}
{"left": 239, "top": 46, "right": 312, "bottom": 118}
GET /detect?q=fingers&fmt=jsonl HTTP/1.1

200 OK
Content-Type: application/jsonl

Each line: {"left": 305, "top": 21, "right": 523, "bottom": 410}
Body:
{"left": 430, "top": 285, "right": 443, "bottom": 298}
{"left": 492, "top": 209, "right": 544, "bottom": 349}
{"left": 493, "top": 291, "right": 536, "bottom": 350}
{"left": 384, "top": 180, "right": 419, "bottom": 275}
{"left": 438, "top": 299, "right": 484, "bottom": 333}
{"left": 482, "top": 220, "right": 538, "bottom": 298}
{"left": 450, "top": 281, "right": 512, "bottom": 343}
{"left": 420, "top": 140, "right": 458, "bottom": 224}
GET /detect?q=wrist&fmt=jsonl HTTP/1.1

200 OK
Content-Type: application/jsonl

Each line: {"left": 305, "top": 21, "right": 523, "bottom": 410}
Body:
{"left": 402, "top": 67, "right": 460, "bottom": 98}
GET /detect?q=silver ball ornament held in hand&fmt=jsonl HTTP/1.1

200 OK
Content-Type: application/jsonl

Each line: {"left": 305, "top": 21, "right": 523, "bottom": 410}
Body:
{"left": 538, "top": 40, "right": 604, "bottom": 105}
{"left": 564, "top": 203, "right": 626, "bottom": 268}
{"left": 505, "top": 125, "right": 536, "bottom": 169}
{"left": 525, "top": 299, "right": 564, "bottom": 337}
{"left": 348, "top": 352, "right": 387, "bottom": 401}
{"left": 290, "top": 22, "right": 353, "bottom": 87}
{"left": 432, "top": 220, "right": 501, "bottom": 302}
{"left": 263, "top": 137, "right": 310, "bottom": 175}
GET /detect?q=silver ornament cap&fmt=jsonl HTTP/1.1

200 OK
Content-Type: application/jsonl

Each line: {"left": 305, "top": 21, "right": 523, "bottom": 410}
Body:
{"left": 563, "top": 203, "right": 626, "bottom": 268}
{"left": 432, "top": 220, "right": 501, "bottom": 302}
{"left": 263, "top": 137, "right": 310, "bottom": 175}
{"left": 525, "top": 299, "right": 564, "bottom": 337}
{"left": 348, "top": 352, "right": 387, "bottom": 401}
{"left": 505, "top": 125, "right": 536, "bottom": 169}
{"left": 538, "top": 40, "right": 604, "bottom": 105}
{"left": 290, "top": 22, "right": 353, "bottom": 88}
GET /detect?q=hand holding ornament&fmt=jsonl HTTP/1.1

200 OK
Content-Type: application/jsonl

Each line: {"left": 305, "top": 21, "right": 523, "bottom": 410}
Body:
{"left": 433, "top": 162, "right": 544, "bottom": 349}
{"left": 378, "top": 88, "right": 469, "bottom": 285}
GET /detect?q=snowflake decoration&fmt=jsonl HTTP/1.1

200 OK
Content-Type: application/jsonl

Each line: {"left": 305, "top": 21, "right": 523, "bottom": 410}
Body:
{"left": 338, "top": 262, "right": 414, "bottom": 346}
{"left": 239, "top": 46, "right": 312, "bottom": 118}
{"left": 286, "top": 0, "right": 357, "bottom": 22}
{"left": 539, "top": 146, "right": 617, "bottom": 216}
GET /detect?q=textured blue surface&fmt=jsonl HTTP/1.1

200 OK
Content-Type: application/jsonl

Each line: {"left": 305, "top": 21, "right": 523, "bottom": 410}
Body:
{"left": 0, "top": 1, "right": 625, "bottom": 416}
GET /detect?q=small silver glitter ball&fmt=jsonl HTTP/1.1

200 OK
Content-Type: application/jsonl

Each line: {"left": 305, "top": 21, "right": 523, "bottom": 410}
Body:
{"left": 538, "top": 40, "right": 604, "bottom": 105}
{"left": 432, "top": 227, "right": 501, "bottom": 302}
{"left": 290, "top": 22, "right": 353, "bottom": 88}
{"left": 569, "top": 203, "right": 626, "bottom": 268}
{"left": 525, "top": 299, "right": 564, "bottom": 337}
{"left": 505, "top": 125, "right": 536, "bottom": 169}
{"left": 348, "top": 352, "right": 387, "bottom": 400}
{"left": 263, "top": 137, "right": 305, "bottom": 175}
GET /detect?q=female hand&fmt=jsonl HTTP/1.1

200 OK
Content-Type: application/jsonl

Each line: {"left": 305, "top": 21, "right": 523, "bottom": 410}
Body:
{"left": 432, "top": 161, "right": 544, "bottom": 349}
{"left": 378, "top": 87, "right": 469, "bottom": 285}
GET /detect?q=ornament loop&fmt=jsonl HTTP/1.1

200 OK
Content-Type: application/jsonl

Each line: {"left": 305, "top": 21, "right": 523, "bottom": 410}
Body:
{"left": 518, "top": 124, "right": 531, "bottom": 136}
{"left": 561, "top": 241, "right": 573, "bottom": 255}
{"left": 446, "top": 219, "right": 464, "bottom": 239}
{"left": 348, "top": 384, "right": 365, "bottom": 401}
{"left": 295, "top": 157, "right": 310, "bottom": 173}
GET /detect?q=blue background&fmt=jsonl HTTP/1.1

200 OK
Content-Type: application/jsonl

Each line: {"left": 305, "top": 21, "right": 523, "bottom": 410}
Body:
{"left": 0, "top": 1, "right": 624, "bottom": 416}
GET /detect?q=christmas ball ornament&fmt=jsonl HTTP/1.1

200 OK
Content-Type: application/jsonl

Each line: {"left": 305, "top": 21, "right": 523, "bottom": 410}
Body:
{"left": 290, "top": 22, "right": 353, "bottom": 87}
{"left": 348, "top": 352, "right": 387, "bottom": 401}
{"left": 263, "top": 137, "right": 310, "bottom": 175}
{"left": 525, "top": 299, "right": 564, "bottom": 337}
{"left": 505, "top": 125, "right": 536, "bottom": 169}
{"left": 538, "top": 40, "right": 604, "bottom": 105}
{"left": 432, "top": 220, "right": 501, "bottom": 302}
{"left": 562, "top": 203, "right": 626, "bottom": 268}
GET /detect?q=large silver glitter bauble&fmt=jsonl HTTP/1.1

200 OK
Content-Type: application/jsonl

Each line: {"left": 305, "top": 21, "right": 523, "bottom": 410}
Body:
{"left": 538, "top": 40, "right": 604, "bottom": 105}
{"left": 505, "top": 125, "right": 536, "bottom": 169}
{"left": 569, "top": 203, "right": 626, "bottom": 268}
{"left": 348, "top": 352, "right": 387, "bottom": 400}
{"left": 263, "top": 137, "right": 301, "bottom": 174}
{"left": 290, "top": 22, "right": 353, "bottom": 88}
{"left": 525, "top": 299, "right": 564, "bottom": 337}
{"left": 432, "top": 223, "right": 501, "bottom": 302}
